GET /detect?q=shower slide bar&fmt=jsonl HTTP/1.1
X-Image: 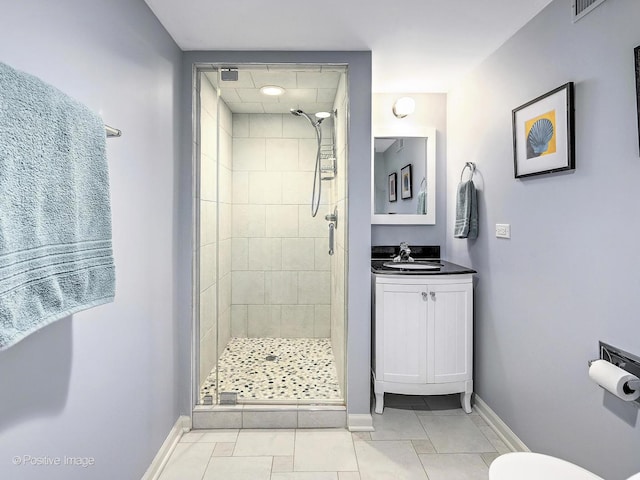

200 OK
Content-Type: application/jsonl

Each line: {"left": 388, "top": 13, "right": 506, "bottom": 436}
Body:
{"left": 105, "top": 125, "right": 122, "bottom": 137}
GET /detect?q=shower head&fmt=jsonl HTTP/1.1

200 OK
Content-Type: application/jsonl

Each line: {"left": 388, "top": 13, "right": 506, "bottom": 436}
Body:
{"left": 290, "top": 108, "right": 321, "bottom": 127}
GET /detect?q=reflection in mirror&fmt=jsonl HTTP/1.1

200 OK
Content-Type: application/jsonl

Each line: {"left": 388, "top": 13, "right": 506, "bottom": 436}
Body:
{"left": 371, "top": 129, "right": 436, "bottom": 225}
{"left": 374, "top": 138, "right": 426, "bottom": 214}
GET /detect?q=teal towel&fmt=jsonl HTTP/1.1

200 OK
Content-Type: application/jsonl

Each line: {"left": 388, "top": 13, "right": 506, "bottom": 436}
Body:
{"left": 417, "top": 190, "right": 426, "bottom": 214}
{"left": 454, "top": 180, "right": 478, "bottom": 239}
{"left": 0, "top": 62, "right": 115, "bottom": 351}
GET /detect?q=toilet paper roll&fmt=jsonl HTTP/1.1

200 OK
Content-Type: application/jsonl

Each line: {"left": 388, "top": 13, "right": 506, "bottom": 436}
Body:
{"left": 589, "top": 359, "right": 640, "bottom": 402}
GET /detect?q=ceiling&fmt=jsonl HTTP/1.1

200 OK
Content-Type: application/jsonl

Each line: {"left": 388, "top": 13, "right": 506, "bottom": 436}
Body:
{"left": 204, "top": 66, "right": 345, "bottom": 114}
{"left": 145, "top": 0, "right": 553, "bottom": 93}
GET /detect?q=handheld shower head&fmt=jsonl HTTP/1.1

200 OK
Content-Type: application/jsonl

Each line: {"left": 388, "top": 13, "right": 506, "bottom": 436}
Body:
{"left": 290, "top": 108, "right": 321, "bottom": 127}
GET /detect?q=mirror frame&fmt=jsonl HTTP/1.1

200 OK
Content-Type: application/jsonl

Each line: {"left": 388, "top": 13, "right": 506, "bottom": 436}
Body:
{"left": 371, "top": 126, "right": 436, "bottom": 225}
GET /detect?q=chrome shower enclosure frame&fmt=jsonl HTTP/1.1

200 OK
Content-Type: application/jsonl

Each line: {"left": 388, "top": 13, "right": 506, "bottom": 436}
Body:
{"left": 189, "top": 61, "right": 350, "bottom": 412}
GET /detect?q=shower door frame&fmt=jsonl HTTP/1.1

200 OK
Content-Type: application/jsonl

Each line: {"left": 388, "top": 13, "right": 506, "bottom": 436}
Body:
{"left": 190, "top": 62, "right": 350, "bottom": 409}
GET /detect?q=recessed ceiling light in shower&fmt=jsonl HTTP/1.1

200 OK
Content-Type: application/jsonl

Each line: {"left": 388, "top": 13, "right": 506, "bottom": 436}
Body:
{"left": 260, "top": 85, "right": 285, "bottom": 96}
{"left": 315, "top": 111, "right": 331, "bottom": 119}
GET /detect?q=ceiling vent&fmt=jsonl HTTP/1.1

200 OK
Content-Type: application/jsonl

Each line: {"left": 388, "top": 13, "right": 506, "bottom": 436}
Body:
{"left": 573, "top": 0, "right": 607, "bottom": 22}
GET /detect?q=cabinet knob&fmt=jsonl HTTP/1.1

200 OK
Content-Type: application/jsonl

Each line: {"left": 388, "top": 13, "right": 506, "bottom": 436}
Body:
{"left": 421, "top": 292, "right": 428, "bottom": 301}
{"left": 430, "top": 291, "right": 436, "bottom": 300}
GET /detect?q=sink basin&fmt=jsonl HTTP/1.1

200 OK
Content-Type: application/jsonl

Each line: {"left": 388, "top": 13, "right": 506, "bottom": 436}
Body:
{"left": 382, "top": 261, "right": 442, "bottom": 270}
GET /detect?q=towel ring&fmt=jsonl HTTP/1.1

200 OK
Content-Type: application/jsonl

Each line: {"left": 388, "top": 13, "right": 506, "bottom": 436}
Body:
{"left": 460, "top": 162, "right": 476, "bottom": 181}
{"left": 420, "top": 177, "right": 426, "bottom": 190}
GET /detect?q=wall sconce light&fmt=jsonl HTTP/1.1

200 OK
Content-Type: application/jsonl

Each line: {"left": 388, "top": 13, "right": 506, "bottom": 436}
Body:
{"left": 392, "top": 97, "right": 416, "bottom": 118}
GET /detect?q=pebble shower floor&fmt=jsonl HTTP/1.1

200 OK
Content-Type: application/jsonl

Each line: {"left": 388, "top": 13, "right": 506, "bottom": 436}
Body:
{"left": 200, "top": 337, "right": 343, "bottom": 403}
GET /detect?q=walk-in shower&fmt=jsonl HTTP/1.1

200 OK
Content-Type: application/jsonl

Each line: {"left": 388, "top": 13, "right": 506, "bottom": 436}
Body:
{"left": 195, "top": 64, "right": 349, "bottom": 407}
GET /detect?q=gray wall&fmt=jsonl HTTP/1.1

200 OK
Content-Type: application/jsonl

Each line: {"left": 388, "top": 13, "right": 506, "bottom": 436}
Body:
{"left": 446, "top": 1, "right": 640, "bottom": 478}
{"left": 371, "top": 93, "right": 448, "bottom": 253}
{"left": 180, "top": 51, "right": 372, "bottom": 415}
{"left": 0, "top": 1, "right": 182, "bottom": 479}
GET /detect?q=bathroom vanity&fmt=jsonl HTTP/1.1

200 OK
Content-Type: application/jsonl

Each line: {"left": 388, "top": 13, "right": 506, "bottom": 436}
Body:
{"left": 371, "top": 246, "right": 476, "bottom": 414}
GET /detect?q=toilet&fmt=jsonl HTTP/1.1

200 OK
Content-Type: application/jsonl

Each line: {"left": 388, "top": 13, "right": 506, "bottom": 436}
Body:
{"left": 489, "top": 452, "right": 640, "bottom": 480}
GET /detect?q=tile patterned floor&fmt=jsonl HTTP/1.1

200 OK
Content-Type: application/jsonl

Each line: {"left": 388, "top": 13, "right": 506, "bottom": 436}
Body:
{"left": 200, "top": 337, "right": 343, "bottom": 404}
{"left": 159, "top": 394, "right": 510, "bottom": 480}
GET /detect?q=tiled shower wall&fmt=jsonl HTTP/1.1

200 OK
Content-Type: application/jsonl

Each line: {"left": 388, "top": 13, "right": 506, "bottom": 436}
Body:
{"left": 217, "top": 100, "right": 233, "bottom": 355}
{"left": 229, "top": 113, "right": 332, "bottom": 339}
{"left": 199, "top": 76, "right": 218, "bottom": 386}
{"left": 330, "top": 73, "right": 348, "bottom": 395}
{"left": 199, "top": 75, "right": 233, "bottom": 388}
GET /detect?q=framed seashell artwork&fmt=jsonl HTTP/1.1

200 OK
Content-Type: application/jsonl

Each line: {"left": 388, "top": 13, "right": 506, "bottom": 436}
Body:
{"left": 512, "top": 82, "right": 575, "bottom": 178}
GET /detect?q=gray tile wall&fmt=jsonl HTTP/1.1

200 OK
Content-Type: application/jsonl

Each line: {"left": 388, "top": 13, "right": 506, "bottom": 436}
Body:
{"left": 230, "top": 113, "right": 332, "bottom": 339}
{"left": 199, "top": 76, "right": 218, "bottom": 387}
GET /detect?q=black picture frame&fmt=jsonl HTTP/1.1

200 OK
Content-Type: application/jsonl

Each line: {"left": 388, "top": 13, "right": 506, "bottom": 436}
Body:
{"left": 635, "top": 46, "right": 640, "bottom": 154}
{"left": 401, "top": 164, "right": 412, "bottom": 199}
{"left": 512, "top": 82, "right": 575, "bottom": 178}
{"left": 388, "top": 172, "right": 397, "bottom": 202}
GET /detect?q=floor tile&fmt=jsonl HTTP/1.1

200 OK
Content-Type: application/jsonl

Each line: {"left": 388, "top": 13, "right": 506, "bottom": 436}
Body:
{"left": 294, "top": 430, "right": 358, "bottom": 472}
{"left": 203, "top": 456, "right": 272, "bottom": 480}
{"left": 481, "top": 452, "right": 501, "bottom": 467}
{"left": 212, "top": 442, "right": 236, "bottom": 457}
{"left": 419, "top": 416, "right": 495, "bottom": 453}
{"left": 338, "top": 473, "right": 361, "bottom": 480}
{"left": 179, "top": 431, "right": 205, "bottom": 443}
{"left": 271, "top": 473, "right": 338, "bottom": 480}
{"left": 371, "top": 408, "right": 428, "bottom": 440}
{"left": 478, "top": 426, "right": 510, "bottom": 453}
{"left": 273, "top": 456, "right": 294, "bottom": 472}
{"left": 351, "top": 432, "right": 371, "bottom": 442}
{"left": 419, "top": 453, "right": 489, "bottom": 480}
{"left": 158, "top": 443, "right": 215, "bottom": 480}
{"left": 411, "top": 439, "right": 436, "bottom": 454}
{"left": 199, "top": 429, "right": 240, "bottom": 442}
{"left": 354, "top": 440, "right": 428, "bottom": 480}
{"left": 233, "top": 430, "right": 295, "bottom": 456}
{"left": 470, "top": 415, "right": 488, "bottom": 427}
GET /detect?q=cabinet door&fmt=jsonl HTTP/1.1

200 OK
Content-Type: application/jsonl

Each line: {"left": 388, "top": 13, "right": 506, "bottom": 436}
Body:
{"left": 376, "top": 282, "right": 428, "bottom": 384}
{"left": 427, "top": 282, "right": 472, "bottom": 384}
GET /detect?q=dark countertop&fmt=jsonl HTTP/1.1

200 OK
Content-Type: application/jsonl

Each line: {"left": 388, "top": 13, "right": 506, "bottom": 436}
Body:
{"left": 371, "top": 245, "right": 476, "bottom": 276}
{"left": 371, "top": 259, "right": 476, "bottom": 276}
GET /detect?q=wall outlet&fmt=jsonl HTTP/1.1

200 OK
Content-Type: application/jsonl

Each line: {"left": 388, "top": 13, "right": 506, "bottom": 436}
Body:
{"left": 496, "top": 223, "right": 511, "bottom": 239}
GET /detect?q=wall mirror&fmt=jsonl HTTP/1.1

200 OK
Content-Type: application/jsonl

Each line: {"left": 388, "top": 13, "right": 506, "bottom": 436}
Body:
{"left": 371, "top": 126, "right": 436, "bottom": 225}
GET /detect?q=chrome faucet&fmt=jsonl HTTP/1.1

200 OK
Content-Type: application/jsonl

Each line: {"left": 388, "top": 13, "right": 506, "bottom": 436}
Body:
{"left": 394, "top": 242, "right": 414, "bottom": 262}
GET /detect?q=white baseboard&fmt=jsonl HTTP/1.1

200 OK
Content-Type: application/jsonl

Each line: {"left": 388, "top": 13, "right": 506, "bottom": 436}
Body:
{"left": 474, "top": 395, "right": 530, "bottom": 453}
{"left": 141, "top": 415, "right": 190, "bottom": 480}
{"left": 348, "top": 413, "right": 374, "bottom": 431}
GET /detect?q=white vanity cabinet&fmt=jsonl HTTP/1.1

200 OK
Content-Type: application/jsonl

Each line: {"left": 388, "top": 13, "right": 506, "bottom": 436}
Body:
{"left": 372, "top": 273, "right": 474, "bottom": 414}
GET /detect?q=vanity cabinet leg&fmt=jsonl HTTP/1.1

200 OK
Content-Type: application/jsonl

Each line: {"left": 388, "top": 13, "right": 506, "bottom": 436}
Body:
{"left": 461, "top": 392, "right": 472, "bottom": 413}
{"left": 374, "top": 392, "right": 384, "bottom": 414}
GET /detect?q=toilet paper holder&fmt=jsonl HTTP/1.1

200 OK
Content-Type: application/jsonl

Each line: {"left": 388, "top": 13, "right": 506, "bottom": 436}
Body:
{"left": 589, "top": 341, "right": 640, "bottom": 402}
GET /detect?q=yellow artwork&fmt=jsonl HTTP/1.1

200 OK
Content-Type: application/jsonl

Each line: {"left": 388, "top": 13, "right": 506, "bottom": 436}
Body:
{"left": 525, "top": 110, "right": 556, "bottom": 159}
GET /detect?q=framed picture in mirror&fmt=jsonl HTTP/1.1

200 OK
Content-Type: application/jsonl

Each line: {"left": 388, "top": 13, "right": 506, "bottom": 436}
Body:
{"left": 401, "top": 164, "right": 412, "bottom": 199}
{"left": 388, "top": 172, "right": 397, "bottom": 202}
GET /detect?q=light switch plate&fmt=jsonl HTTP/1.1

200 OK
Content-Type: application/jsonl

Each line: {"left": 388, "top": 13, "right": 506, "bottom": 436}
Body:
{"left": 496, "top": 224, "right": 511, "bottom": 239}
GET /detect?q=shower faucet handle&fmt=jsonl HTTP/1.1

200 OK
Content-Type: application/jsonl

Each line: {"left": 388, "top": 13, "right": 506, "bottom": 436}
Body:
{"left": 324, "top": 207, "right": 338, "bottom": 229}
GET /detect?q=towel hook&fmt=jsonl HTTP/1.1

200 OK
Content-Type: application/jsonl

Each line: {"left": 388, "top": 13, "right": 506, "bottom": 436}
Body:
{"left": 420, "top": 177, "right": 426, "bottom": 190}
{"left": 460, "top": 162, "right": 476, "bottom": 182}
